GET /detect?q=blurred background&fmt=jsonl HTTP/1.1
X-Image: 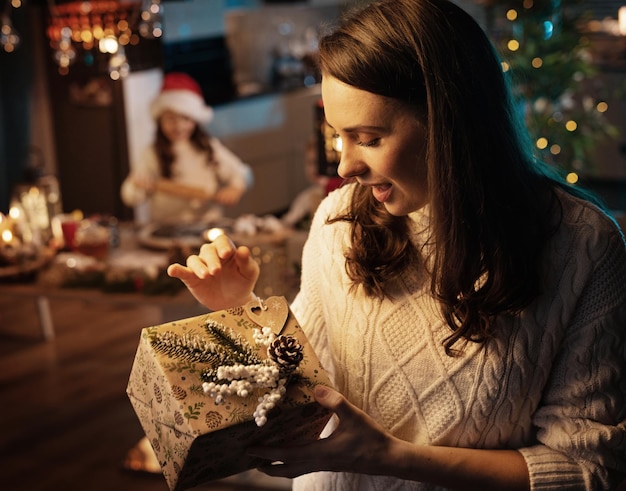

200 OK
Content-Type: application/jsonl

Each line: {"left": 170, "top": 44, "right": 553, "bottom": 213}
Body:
{"left": 0, "top": 1, "right": 624, "bottom": 490}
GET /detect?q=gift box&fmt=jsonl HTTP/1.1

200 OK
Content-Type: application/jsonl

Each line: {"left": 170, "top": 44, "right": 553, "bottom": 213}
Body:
{"left": 126, "top": 296, "right": 333, "bottom": 491}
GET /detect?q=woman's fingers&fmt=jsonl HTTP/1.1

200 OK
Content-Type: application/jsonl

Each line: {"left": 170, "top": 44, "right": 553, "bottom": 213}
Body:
{"left": 248, "top": 385, "right": 394, "bottom": 479}
{"left": 166, "top": 234, "right": 260, "bottom": 311}
{"left": 313, "top": 385, "right": 345, "bottom": 412}
{"left": 233, "top": 246, "right": 260, "bottom": 280}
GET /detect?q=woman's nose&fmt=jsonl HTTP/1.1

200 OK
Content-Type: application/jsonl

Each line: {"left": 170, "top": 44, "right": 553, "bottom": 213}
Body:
{"left": 337, "top": 148, "right": 366, "bottom": 179}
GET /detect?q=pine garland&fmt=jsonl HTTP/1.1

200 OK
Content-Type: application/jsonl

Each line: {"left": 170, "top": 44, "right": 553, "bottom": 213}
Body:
{"left": 150, "top": 331, "right": 228, "bottom": 366}
{"left": 203, "top": 319, "right": 262, "bottom": 366}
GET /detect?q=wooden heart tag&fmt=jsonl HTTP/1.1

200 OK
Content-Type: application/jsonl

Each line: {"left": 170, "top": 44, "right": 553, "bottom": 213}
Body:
{"left": 244, "top": 296, "right": 289, "bottom": 334}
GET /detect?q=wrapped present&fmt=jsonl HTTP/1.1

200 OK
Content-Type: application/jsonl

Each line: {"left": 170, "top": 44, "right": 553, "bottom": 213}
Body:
{"left": 126, "top": 296, "right": 333, "bottom": 491}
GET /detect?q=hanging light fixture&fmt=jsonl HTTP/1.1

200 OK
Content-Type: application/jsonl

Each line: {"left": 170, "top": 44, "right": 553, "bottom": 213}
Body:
{"left": 45, "top": 0, "right": 163, "bottom": 78}
{"left": 0, "top": 0, "right": 22, "bottom": 53}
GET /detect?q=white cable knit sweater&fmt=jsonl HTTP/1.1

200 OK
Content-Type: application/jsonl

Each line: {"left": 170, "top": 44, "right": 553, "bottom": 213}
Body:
{"left": 290, "top": 183, "right": 626, "bottom": 491}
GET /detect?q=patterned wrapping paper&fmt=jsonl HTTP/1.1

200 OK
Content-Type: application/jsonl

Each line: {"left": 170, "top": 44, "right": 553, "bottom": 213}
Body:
{"left": 126, "top": 296, "right": 333, "bottom": 491}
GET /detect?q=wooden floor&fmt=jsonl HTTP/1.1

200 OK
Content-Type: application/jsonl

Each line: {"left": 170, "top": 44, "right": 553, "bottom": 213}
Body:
{"left": 0, "top": 292, "right": 292, "bottom": 491}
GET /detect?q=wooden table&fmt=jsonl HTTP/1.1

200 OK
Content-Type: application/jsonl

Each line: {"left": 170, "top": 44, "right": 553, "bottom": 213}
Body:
{"left": 0, "top": 223, "right": 307, "bottom": 342}
{"left": 0, "top": 280, "right": 203, "bottom": 342}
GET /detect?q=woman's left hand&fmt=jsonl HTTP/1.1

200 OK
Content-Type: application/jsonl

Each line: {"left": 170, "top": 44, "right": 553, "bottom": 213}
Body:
{"left": 248, "top": 385, "right": 394, "bottom": 478}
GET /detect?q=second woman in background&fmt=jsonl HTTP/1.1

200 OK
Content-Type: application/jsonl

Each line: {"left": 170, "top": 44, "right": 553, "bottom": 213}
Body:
{"left": 121, "top": 72, "right": 253, "bottom": 224}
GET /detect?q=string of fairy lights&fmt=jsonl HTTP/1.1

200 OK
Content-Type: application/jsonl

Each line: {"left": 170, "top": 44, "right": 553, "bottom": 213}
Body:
{"left": 1, "top": 0, "right": 163, "bottom": 79}
{"left": 0, "top": 0, "right": 21, "bottom": 52}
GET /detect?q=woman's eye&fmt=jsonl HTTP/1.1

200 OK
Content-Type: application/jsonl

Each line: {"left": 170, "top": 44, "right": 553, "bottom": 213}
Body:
{"left": 357, "top": 138, "right": 380, "bottom": 147}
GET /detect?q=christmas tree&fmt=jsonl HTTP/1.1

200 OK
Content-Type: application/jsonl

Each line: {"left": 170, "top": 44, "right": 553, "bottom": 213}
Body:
{"left": 483, "top": 0, "right": 620, "bottom": 181}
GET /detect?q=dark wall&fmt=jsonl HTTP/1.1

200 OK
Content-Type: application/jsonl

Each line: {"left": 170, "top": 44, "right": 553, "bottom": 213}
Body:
{"left": 0, "top": 5, "right": 33, "bottom": 213}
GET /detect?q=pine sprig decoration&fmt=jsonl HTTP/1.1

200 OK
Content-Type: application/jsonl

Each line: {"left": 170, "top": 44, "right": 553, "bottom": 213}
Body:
{"left": 151, "top": 331, "right": 228, "bottom": 365}
{"left": 203, "top": 319, "right": 262, "bottom": 366}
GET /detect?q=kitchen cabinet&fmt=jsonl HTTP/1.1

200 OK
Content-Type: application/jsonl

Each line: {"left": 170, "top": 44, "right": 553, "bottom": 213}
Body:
{"left": 209, "top": 85, "right": 321, "bottom": 218}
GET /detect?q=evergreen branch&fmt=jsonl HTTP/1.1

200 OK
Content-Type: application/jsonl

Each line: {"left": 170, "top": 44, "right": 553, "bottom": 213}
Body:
{"left": 204, "top": 319, "right": 262, "bottom": 366}
{"left": 151, "top": 331, "right": 229, "bottom": 366}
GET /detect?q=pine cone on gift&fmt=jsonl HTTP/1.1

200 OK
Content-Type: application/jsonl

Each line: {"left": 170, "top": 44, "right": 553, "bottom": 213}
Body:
{"left": 268, "top": 335, "right": 304, "bottom": 374}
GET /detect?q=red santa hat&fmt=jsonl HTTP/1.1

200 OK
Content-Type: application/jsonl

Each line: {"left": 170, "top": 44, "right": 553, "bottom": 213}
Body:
{"left": 150, "top": 72, "right": 214, "bottom": 124}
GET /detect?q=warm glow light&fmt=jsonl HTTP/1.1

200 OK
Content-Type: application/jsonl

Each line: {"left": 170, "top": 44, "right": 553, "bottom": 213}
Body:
{"left": 596, "top": 101, "right": 609, "bottom": 113}
{"left": 99, "top": 35, "right": 119, "bottom": 54}
{"left": 8, "top": 206, "right": 20, "bottom": 219}
{"left": 550, "top": 144, "right": 561, "bottom": 155}
{"left": 205, "top": 228, "right": 225, "bottom": 242}
{"left": 1, "top": 229, "right": 13, "bottom": 243}
{"left": 45, "top": 0, "right": 157, "bottom": 77}
{"left": 566, "top": 172, "right": 579, "bottom": 184}
{"left": 80, "top": 29, "right": 93, "bottom": 43}
{"left": 501, "top": 61, "right": 510, "bottom": 72}
{"left": 536, "top": 137, "right": 548, "bottom": 149}
{"left": 565, "top": 120, "right": 577, "bottom": 131}
{"left": 507, "top": 39, "right": 520, "bottom": 51}
{"left": 531, "top": 57, "right": 543, "bottom": 68}
{"left": 332, "top": 135, "right": 343, "bottom": 152}
{"left": 506, "top": 9, "right": 518, "bottom": 21}
{"left": 619, "top": 6, "right": 626, "bottom": 36}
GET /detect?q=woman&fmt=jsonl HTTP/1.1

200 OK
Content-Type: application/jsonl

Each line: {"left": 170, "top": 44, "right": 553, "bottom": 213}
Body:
{"left": 121, "top": 72, "right": 253, "bottom": 224}
{"left": 167, "top": 0, "right": 626, "bottom": 489}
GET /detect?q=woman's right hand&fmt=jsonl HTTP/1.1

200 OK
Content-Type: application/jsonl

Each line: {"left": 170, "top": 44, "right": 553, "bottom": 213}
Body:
{"left": 167, "top": 234, "right": 260, "bottom": 311}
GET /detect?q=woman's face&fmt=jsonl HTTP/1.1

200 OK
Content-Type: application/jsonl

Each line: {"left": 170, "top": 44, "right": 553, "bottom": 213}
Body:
{"left": 159, "top": 110, "right": 197, "bottom": 142}
{"left": 321, "top": 75, "right": 428, "bottom": 216}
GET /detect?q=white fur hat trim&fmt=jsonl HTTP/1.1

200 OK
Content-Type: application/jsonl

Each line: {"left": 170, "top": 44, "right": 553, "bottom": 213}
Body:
{"left": 150, "top": 89, "right": 214, "bottom": 124}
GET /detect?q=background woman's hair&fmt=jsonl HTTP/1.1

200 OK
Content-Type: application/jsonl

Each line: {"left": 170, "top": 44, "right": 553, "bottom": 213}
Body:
{"left": 155, "top": 124, "right": 215, "bottom": 178}
{"left": 320, "top": 0, "right": 598, "bottom": 354}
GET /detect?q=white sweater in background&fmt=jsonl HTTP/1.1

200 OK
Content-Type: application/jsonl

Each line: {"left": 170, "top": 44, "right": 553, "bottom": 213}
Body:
{"left": 121, "top": 138, "right": 252, "bottom": 223}
{"left": 291, "top": 183, "right": 626, "bottom": 490}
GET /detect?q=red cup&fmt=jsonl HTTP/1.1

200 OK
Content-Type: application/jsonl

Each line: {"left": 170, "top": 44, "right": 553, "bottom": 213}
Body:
{"left": 58, "top": 216, "right": 79, "bottom": 250}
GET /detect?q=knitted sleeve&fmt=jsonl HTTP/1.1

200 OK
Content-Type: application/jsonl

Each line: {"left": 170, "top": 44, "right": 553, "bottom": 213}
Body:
{"left": 120, "top": 146, "right": 160, "bottom": 206}
{"left": 519, "top": 211, "right": 626, "bottom": 490}
{"left": 210, "top": 138, "right": 254, "bottom": 191}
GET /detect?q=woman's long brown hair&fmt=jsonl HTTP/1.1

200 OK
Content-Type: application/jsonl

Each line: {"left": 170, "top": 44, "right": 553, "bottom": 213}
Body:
{"left": 319, "top": 0, "right": 599, "bottom": 354}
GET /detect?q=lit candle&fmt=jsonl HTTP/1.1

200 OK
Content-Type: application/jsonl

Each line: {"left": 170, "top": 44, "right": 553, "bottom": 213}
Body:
{"left": 619, "top": 6, "right": 626, "bottom": 36}
{"left": 0, "top": 228, "right": 21, "bottom": 264}
{"left": 2, "top": 229, "right": 18, "bottom": 245}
